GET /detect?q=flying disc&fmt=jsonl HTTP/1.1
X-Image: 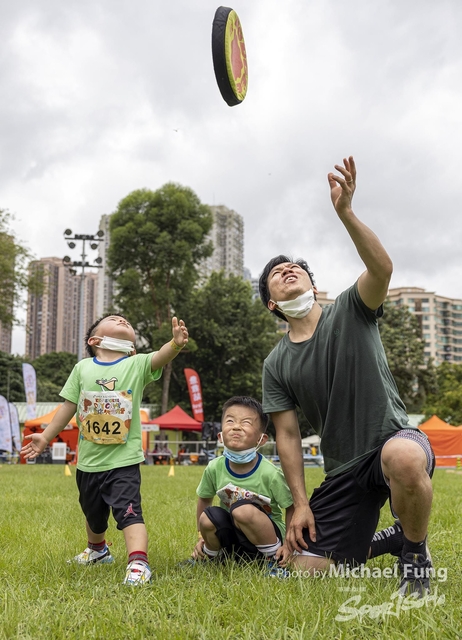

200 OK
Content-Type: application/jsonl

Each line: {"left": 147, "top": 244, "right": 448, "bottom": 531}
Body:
{"left": 211, "top": 6, "right": 248, "bottom": 106}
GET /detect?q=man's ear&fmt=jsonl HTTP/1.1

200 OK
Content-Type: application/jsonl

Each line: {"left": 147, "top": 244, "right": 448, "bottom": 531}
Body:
{"left": 217, "top": 431, "right": 223, "bottom": 444}
{"left": 87, "top": 336, "right": 100, "bottom": 348}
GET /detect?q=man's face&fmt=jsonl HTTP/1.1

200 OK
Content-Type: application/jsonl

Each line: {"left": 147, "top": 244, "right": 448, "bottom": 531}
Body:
{"left": 267, "top": 262, "right": 313, "bottom": 304}
{"left": 93, "top": 316, "right": 136, "bottom": 343}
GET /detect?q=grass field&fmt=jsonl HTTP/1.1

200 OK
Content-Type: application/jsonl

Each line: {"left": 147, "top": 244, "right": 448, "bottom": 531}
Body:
{"left": 0, "top": 464, "right": 461, "bottom": 640}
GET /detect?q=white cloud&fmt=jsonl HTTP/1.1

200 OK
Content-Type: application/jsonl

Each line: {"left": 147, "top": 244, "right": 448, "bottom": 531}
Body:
{"left": 3, "top": 0, "right": 462, "bottom": 354}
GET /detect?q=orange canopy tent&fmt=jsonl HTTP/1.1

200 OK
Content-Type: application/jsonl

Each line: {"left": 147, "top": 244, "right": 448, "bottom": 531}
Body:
{"left": 418, "top": 415, "right": 462, "bottom": 467}
{"left": 148, "top": 405, "right": 202, "bottom": 432}
{"left": 21, "top": 405, "right": 78, "bottom": 464}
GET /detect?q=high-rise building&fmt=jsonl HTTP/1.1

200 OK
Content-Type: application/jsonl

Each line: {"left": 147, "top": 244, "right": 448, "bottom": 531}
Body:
{"left": 26, "top": 257, "right": 98, "bottom": 358}
{"left": 388, "top": 287, "right": 462, "bottom": 365}
{"left": 96, "top": 214, "right": 115, "bottom": 317}
{"left": 203, "top": 205, "right": 244, "bottom": 278}
{"left": 0, "top": 322, "right": 12, "bottom": 353}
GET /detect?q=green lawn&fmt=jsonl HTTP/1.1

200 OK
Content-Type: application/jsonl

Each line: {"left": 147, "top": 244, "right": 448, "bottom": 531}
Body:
{"left": 0, "top": 464, "right": 461, "bottom": 640}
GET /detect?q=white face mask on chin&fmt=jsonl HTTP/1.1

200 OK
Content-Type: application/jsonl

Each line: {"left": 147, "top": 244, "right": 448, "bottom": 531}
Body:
{"left": 273, "top": 289, "right": 315, "bottom": 319}
{"left": 95, "top": 336, "right": 134, "bottom": 354}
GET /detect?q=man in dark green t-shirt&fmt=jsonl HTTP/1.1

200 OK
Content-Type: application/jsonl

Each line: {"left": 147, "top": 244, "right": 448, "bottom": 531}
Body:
{"left": 259, "top": 156, "right": 434, "bottom": 597}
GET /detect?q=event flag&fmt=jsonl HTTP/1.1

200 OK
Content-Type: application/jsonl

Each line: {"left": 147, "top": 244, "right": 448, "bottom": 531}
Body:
{"left": 0, "top": 395, "right": 12, "bottom": 453}
{"left": 184, "top": 368, "right": 204, "bottom": 422}
{"left": 9, "top": 403, "right": 21, "bottom": 452}
{"left": 22, "top": 363, "right": 37, "bottom": 420}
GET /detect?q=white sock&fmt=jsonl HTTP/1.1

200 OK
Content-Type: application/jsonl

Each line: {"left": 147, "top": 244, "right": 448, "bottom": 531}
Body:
{"left": 256, "top": 540, "right": 282, "bottom": 557}
{"left": 203, "top": 544, "right": 219, "bottom": 558}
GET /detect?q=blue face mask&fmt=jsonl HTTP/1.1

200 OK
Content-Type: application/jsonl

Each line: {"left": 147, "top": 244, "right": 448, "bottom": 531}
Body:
{"left": 221, "top": 434, "right": 264, "bottom": 464}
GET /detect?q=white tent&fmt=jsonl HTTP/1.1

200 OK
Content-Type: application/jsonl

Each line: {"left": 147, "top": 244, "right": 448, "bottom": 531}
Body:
{"left": 301, "top": 435, "right": 321, "bottom": 448}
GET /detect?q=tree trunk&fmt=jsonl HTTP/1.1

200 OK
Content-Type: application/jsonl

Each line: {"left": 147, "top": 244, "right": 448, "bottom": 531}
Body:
{"left": 161, "top": 360, "right": 172, "bottom": 414}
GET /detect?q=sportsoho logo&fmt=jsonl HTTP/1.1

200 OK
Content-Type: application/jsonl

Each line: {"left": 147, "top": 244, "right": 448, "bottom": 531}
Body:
{"left": 335, "top": 588, "right": 445, "bottom": 622}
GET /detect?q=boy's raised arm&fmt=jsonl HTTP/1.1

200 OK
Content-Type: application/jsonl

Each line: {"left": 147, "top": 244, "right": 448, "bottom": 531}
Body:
{"left": 150, "top": 316, "right": 189, "bottom": 371}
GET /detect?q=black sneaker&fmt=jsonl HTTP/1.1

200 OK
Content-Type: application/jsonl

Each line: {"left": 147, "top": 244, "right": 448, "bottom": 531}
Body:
{"left": 397, "top": 544, "right": 433, "bottom": 598}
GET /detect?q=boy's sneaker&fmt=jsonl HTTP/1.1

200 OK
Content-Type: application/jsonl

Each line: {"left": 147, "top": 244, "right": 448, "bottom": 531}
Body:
{"left": 266, "top": 558, "right": 290, "bottom": 579}
{"left": 397, "top": 544, "right": 432, "bottom": 598}
{"left": 69, "top": 546, "right": 114, "bottom": 565}
{"left": 123, "top": 560, "right": 152, "bottom": 586}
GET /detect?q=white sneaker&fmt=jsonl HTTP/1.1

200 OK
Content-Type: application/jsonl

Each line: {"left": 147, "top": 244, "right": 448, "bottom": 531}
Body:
{"left": 123, "top": 560, "right": 152, "bottom": 586}
{"left": 70, "top": 546, "right": 114, "bottom": 565}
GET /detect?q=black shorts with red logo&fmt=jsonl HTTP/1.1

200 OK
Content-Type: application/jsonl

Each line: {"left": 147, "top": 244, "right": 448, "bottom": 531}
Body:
{"left": 76, "top": 464, "right": 145, "bottom": 534}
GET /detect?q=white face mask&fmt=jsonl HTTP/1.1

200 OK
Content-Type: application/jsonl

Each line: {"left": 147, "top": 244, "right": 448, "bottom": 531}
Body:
{"left": 219, "top": 433, "right": 265, "bottom": 464}
{"left": 95, "top": 336, "right": 134, "bottom": 354}
{"left": 272, "top": 289, "right": 315, "bottom": 319}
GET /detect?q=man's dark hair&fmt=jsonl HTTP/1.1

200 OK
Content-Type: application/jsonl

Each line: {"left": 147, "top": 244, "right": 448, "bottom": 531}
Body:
{"left": 84, "top": 313, "right": 129, "bottom": 357}
{"left": 221, "top": 396, "right": 269, "bottom": 433}
{"left": 258, "top": 255, "right": 316, "bottom": 321}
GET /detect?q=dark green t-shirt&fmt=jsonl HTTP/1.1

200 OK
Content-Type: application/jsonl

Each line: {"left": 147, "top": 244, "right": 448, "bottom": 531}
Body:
{"left": 262, "top": 283, "right": 412, "bottom": 477}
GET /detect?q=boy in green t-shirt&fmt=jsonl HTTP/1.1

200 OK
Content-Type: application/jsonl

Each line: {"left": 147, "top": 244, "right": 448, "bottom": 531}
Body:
{"left": 189, "top": 396, "right": 294, "bottom": 576}
{"left": 21, "top": 313, "right": 189, "bottom": 586}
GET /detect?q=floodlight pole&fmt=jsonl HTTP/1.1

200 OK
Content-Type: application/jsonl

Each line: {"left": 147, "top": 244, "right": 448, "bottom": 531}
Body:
{"left": 63, "top": 230, "right": 104, "bottom": 361}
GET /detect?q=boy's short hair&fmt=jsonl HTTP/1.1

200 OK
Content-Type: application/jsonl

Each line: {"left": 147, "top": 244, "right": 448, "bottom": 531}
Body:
{"left": 258, "top": 255, "right": 316, "bottom": 321}
{"left": 84, "top": 313, "right": 129, "bottom": 357}
{"left": 221, "top": 396, "right": 269, "bottom": 433}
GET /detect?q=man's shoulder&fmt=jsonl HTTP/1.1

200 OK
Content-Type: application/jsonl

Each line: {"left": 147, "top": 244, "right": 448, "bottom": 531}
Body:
{"left": 264, "top": 334, "right": 289, "bottom": 364}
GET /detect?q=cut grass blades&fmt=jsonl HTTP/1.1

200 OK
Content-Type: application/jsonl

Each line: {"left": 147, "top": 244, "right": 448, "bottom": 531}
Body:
{"left": 0, "top": 465, "right": 461, "bottom": 639}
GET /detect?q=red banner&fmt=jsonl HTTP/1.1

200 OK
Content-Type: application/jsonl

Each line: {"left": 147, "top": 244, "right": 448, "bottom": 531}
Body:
{"left": 184, "top": 368, "right": 204, "bottom": 422}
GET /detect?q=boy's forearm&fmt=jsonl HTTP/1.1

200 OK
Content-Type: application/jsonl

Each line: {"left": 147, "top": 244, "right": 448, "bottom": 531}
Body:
{"left": 150, "top": 340, "right": 184, "bottom": 370}
{"left": 41, "top": 400, "right": 77, "bottom": 443}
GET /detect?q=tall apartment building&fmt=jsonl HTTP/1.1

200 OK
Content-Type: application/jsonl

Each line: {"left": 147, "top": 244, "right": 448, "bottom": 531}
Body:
{"left": 0, "top": 322, "right": 12, "bottom": 353}
{"left": 203, "top": 205, "right": 244, "bottom": 278}
{"left": 388, "top": 287, "right": 462, "bottom": 365}
{"left": 26, "top": 257, "right": 98, "bottom": 359}
{"left": 96, "top": 214, "right": 115, "bottom": 317}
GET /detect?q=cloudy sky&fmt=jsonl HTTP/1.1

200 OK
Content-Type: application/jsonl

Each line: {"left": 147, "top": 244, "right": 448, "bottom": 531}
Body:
{"left": 2, "top": 0, "right": 461, "bottom": 354}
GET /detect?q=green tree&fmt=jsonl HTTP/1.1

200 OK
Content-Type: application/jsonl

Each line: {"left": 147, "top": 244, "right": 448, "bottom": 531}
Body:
{"left": 168, "top": 272, "right": 279, "bottom": 422}
{"left": 0, "top": 209, "right": 37, "bottom": 328}
{"left": 0, "top": 352, "right": 26, "bottom": 402}
{"left": 422, "top": 362, "right": 462, "bottom": 425}
{"left": 107, "top": 184, "right": 213, "bottom": 412}
{"left": 378, "top": 299, "right": 436, "bottom": 412}
{"left": 31, "top": 352, "right": 77, "bottom": 402}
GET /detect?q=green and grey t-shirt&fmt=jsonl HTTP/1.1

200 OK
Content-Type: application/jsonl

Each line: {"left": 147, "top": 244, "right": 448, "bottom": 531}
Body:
{"left": 263, "top": 283, "right": 413, "bottom": 477}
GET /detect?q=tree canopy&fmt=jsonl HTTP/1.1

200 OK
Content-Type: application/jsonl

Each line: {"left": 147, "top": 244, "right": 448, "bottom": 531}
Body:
{"left": 168, "top": 271, "right": 280, "bottom": 421}
{"left": 0, "top": 209, "right": 36, "bottom": 328}
{"left": 107, "top": 184, "right": 213, "bottom": 340}
{"left": 107, "top": 183, "right": 213, "bottom": 412}
{"left": 31, "top": 352, "right": 77, "bottom": 402}
{"left": 422, "top": 362, "right": 462, "bottom": 425}
{"left": 378, "top": 299, "right": 436, "bottom": 412}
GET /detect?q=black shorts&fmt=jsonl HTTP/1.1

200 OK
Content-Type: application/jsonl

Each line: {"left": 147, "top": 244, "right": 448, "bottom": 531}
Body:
{"left": 303, "top": 430, "right": 435, "bottom": 566}
{"left": 76, "top": 464, "right": 145, "bottom": 534}
{"left": 204, "top": 499, "right": 283, "bottom": 561}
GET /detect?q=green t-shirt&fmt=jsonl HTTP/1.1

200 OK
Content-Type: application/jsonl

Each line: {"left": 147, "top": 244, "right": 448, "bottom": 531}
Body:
{"left": 60, "top": 353, "right": 161, "bottom": 473}
{"left": 196, "top": 454, "right": 293, "bottom": 537}
{"left": 262, "top": 283, "right": 413, "bottom": 477}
